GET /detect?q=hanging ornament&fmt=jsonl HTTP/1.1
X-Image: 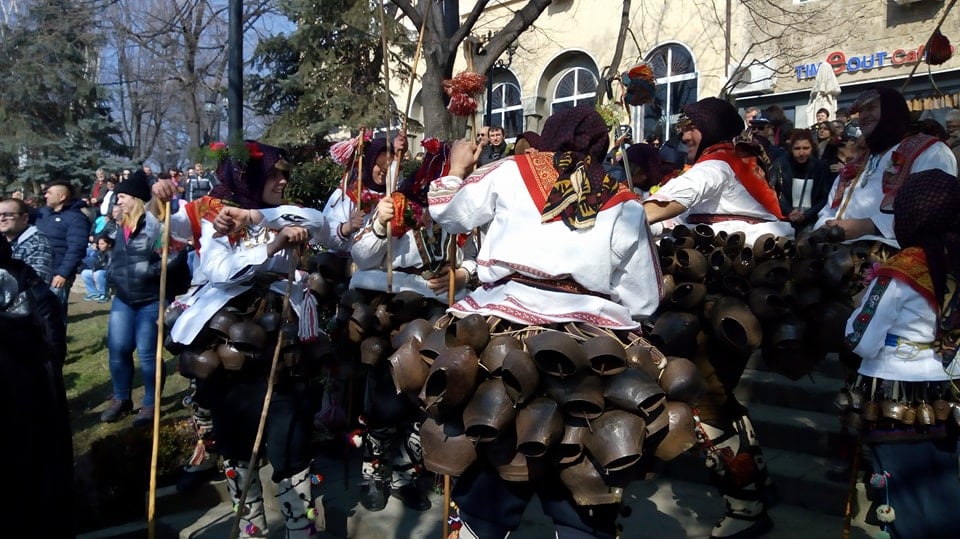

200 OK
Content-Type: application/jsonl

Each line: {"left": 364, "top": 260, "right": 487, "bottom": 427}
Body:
{"left": 869, "top": 471, "right": 890, "bottom": 489}
{"left": 876, "top": 504, "right": 896, "bottom": 523}
{"left": 926, "top": 28, "right": 953, "bottom": 66}
{"left": 621, "top": 63, "right": 657, "bottom": 106}
{"left": 443, "top": 71, "right": 487, "bottom": 117}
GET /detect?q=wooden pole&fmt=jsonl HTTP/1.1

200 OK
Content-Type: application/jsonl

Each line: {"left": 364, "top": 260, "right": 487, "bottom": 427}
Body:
{"left": 402, "top": 0, "right": 433, "bottom": 136}
{"left": 841, "top": 438, "right": 862, "bottom": 538}
{"left": 900, "top": 0, "right": 958, "bottom": 92}
{"left": 443, "top": 474, "right": 452, "bottom": 539}
{"left": 443, "top": 235, "right": 456, "bottom": 538}
{"left": 147, "top": 200, "right": 172, "bottom": 539}
{"left": 378, "top": 0, "right": 396, "bottom": 293}
{"left": 229, "top": 252, "right": 299, "bottom": 539}
{"left": 356, "top": 128, "right": 366, "bottom": 205}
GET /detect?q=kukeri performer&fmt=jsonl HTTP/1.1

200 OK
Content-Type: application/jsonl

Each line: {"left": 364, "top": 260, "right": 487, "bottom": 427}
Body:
{"left": 813, "top": 87, "right": 956, "bottom": 248}
{"left": 349, "top": 139, "right": 478, "bottom": 512}
{"left": 842, "top": 169, "right": 960, "bottom": 539}
{"left": 153, "top": 141, "right": 329, "bottom": 538}
{"left": 644, "top": 98, "right": 786, "bottom": 538}
{"left": 322, "top": 133, "right": 408, "bottom": 255}
{"left": 318, "top": 133, "right": 407, "bottom": 439}
{"left": 644, "top": 97, "right": 793, "bottom": 244}
{"left": 427, "top": 105, "right": 663, "bottom": 538}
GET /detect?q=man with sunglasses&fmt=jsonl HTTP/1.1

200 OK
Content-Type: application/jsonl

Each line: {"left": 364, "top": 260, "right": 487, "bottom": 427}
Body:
{"left": 0, "top": 197, "right": 54, "bottom": 284}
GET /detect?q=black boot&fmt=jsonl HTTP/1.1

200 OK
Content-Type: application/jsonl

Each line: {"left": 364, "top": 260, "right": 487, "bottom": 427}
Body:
{"left": 359, "top": 479, "right": 390, "bottom": 511}
{"left": 391, "top": 483, "right": 431, "bottom": 511}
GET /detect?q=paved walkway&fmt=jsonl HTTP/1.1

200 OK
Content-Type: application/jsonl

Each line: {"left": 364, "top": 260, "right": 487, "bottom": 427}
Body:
{"left": 79, "top": 453, "right": 879, "bottom": 539}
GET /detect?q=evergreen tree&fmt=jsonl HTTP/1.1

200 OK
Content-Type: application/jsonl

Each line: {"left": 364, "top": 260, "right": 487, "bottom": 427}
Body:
{"left": 0, "top": 0, "right": 127, "bottom": 195}
{"left": 248, "top": 0, "right": 413, "bottom": 148}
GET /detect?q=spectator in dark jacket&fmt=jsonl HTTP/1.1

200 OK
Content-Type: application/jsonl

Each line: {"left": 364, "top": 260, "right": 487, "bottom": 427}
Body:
{"left": 766, "top": 128, "right": 832, "bottom": 232}
{"left": 102, "top": 171, "right": 165, "bottom": 427}
{"left": 0, "top": 197, "right": 54, "bottom": 284}
{"left": 1, "top": 234, "right": 73, "bottom": 538}
{"left": 478, "top": 126, "right": 510, "bottom": 166}
{"left": 35, "top": 180, "right": 90, "bottom": 317}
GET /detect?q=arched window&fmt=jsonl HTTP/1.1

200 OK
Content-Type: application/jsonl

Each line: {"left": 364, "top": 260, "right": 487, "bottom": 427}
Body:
{"left": 552, "top": 67, "right": 597, "bottom": 114}
{"left": 640, "top": 44, "right": 698, "bottom": 142}
{"left": 489, "top": 80, "right": 523, "bottom": 139}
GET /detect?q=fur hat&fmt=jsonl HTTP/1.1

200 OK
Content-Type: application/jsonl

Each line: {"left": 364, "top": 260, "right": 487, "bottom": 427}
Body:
{"left": 115, "top": 170, "right": 151, "bottom": 202}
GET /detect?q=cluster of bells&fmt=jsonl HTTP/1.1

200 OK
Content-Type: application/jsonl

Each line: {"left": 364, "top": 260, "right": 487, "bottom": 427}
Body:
{"left": 343, "top": 292, "right": 708, "bottom": 506}
{"left": 648, "top": 223, "right": 877, "bottom": 380}
{"left": 165, "top": 252, "right": 350, "bottom": 380}
{"left": 834, "top": 379, "right": 960, "bottom": 434}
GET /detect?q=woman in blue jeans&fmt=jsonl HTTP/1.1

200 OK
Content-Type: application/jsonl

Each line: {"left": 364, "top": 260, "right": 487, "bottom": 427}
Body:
{"left": 102, "top": 170, "right": 166, "bottom": 427}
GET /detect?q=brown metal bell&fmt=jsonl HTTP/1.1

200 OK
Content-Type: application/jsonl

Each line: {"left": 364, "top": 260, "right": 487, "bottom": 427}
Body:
{"left": 388, "top": 339, "right": 430, "bottom": 396}
{"left": 544, "top": 372, "right": 605, "bottom": 420}
{"left": 418, "top": 345, "right": 481, "bottom": 411}
{"left": 479, "top": 335, "right": 522, "bottom": 377}
{"left": 501, "top": 349, "right": 541, "bottom": 406}
{"left": 582, "top": 335, "right": 627, "bottom": 376}
{"left": 515, "top": 397, "right": 564, "bottom": 458}
{"left": 653, "top": 401, "right": 697, "bottom": 462}
{"left": 525, "top": 330, "right": 589, "bottom": 377}
{"left": 420, "top": 416, "right": 477, "bottom": 477}
{"left": 462, "top": 379, "right": 517, "bottom": 443}
{"left": 583, "top": 410, "right": 646, "bottom": 472}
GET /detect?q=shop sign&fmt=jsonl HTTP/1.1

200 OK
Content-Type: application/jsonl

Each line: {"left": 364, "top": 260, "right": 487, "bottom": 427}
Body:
{"left": 794, "top": 43, "right": 952, "bottom": 80}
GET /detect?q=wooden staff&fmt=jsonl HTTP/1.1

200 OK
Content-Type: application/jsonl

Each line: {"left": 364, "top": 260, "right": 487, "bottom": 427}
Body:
{"left": 841, "top": 437, "right": 863, "bottom": 538}
{"left": 229, "top": 250, "right": 299, "bottom": 539}
{"left": 899, "top": 0, "right": 958, "bottom": 92}
{"left": 378, "top": 0, "right": 396, "bottom": 293}
{"left": 401, "top": 0, "right": 433, "bottom": 136}
{"left": 147, "top": 200, "right": 172, "bottom": 539}
{"left": 356, "top": 128, "right": 367, "bottom": 204}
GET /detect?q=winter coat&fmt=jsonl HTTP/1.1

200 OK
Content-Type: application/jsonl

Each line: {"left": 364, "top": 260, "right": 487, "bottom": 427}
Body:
{"left": 35, "top": 199, "right": 91, "bottom": 280}
{"left": 767, "top": 155, "right": 832, "bottom": 229}
{"left": 107, "top": 213, "right": 163, "bottom": 306}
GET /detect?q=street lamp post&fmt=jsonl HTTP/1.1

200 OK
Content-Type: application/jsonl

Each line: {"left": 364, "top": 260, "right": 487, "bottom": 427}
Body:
{"left": 203, "top": 100, "right": 217, "bottom": 146}
{"left": 203, "top": 99, "right": 227, "bottom": 145}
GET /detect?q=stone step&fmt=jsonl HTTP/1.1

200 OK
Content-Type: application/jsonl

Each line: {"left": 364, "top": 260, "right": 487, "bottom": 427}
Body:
{"left": 661, "top": 445, "right": 864, "bottom": 517}
{"left": 736, "top": 367, "right": 845, "bottom": 415}
{"left": 167, "top": 471, "right": 878, "bottom": 538}
{"left": 81, "top": 448, "right": 880, "bottom": 539}
{"left": 734, "top": 402, "right": 846, "bottom": 459}
{"left": 745, "top": 349, "right": 850, "bottom": 381}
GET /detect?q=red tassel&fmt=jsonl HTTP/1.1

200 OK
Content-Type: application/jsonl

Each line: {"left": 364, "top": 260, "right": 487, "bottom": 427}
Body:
{"left": 926, "top": 29, "right": 953, "bottom": 66}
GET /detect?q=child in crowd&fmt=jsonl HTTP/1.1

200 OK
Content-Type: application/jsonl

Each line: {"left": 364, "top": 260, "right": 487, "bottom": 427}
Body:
{"left": 81, "top": 235, "right": 114, "bottom": 302}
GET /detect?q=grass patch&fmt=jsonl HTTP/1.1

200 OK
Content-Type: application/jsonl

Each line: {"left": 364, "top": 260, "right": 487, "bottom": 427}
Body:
{"left": 65, "top": 286, "right": 193, "bottom": 531}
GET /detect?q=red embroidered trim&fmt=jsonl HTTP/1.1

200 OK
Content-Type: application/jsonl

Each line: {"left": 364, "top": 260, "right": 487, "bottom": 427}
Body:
{"left": 698, "top": 143, "right": 785, "bottom": 220}
{"left": 875, "top": 247, "right": 937, "bottom": 311}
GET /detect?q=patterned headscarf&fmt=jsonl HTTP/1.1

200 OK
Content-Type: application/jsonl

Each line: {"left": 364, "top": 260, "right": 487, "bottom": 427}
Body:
{"left": 209, "top": 141, "right": 290, "bottom": 209}
{"left": 358, "top": 138, "right": 390, "bottom": 194}
{"left": 624, "top": 143, "right": 663, "bottom": 190}
{"left": 893, "top": 169, "right": 960, "bottom": 307}
{"left": 399, "top": 139, "right": 450, "bottom": 207}
{"left": 539, "top": 105, "right": 622, "bottom": 230}
{"left": 516, "top": 131, "right": 542, "bottom": 150}
{"left": 851, "top": 87, "right": 910, "bottom": 155}
{"left": 680, "top": 97, "right": 744, "bottom": 161}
